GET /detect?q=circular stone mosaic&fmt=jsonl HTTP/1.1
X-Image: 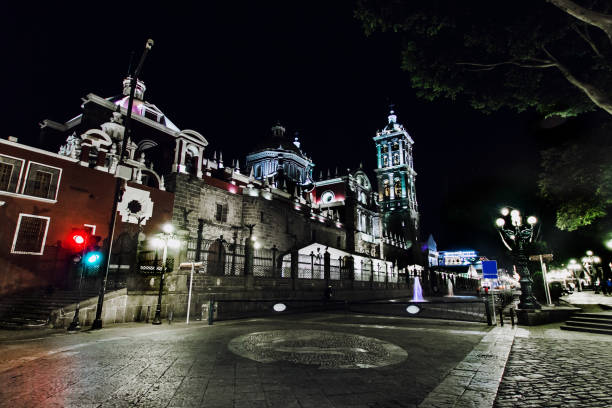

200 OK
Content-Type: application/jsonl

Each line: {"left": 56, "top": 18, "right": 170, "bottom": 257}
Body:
{"left": 228, "top": 330, "right": 407, "bottom": 369}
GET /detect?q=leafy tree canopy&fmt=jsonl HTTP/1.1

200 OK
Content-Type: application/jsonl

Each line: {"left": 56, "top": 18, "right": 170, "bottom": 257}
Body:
{"left": 539, "top": 121, "right": 612, "bottom": 230}
{"left": 355, "top": 0, "right": 612, "bottom": 118}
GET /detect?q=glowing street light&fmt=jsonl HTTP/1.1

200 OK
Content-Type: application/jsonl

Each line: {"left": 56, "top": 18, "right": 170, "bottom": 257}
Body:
{"left": 495, "top": 206, "right": 540, "bottom": 310}
{"left": 151, "top": 223, "right": 182, "bottom": 325}
{"left": 582, "top": 250, "right": 601, "bottom": 293}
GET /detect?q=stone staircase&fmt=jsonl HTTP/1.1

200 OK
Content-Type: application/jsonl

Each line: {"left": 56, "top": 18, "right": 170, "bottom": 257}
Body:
{"left": 0, "top": 289, "right": 99, "bottom": 329}
{"left": 560, "top": 311, "right": 612, "bottom": 335}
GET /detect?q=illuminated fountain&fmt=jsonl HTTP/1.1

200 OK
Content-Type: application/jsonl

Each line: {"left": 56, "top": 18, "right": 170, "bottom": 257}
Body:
{"left": 412, "top": 277, "right": 425, "bottom": 302}
{"left": 446, "top": 279, "right": 454, "bottom": 297}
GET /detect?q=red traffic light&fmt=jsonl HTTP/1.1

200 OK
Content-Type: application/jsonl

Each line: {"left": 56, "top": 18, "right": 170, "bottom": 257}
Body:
{"left": 73, "top": 234, "right": 85, "bottom": 245}
{"left": 69, "top": 230, "right": 89, "bottom": 251}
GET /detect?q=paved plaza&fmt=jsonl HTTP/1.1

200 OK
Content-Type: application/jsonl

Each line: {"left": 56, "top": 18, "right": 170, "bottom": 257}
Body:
{"left": 2, "top": 308, "right": 612, "bottom": 408}
{"left": 0, "top": 313, "right": 490, "bottom": 408}
{"left": 494, "top": 321, "right": 612, "bottom": 408}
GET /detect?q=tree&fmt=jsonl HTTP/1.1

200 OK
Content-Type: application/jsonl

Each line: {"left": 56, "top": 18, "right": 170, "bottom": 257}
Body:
{"left": 355, "top": 0, "right": 612, "bottom": 118}
{"left": 538, "top": 122, "right": 612, "bottom": 230}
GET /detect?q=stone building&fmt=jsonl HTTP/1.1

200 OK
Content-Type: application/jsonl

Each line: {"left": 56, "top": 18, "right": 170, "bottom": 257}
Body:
{"left": 1, "top": 77, "right": 423, "bottom": 297}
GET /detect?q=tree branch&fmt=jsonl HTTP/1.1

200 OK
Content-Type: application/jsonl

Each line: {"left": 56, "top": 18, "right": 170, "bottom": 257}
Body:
{"left": 542, "top": 46, "right": 612, "bottom": 115}
{"left": 547, "top": 0, "right": 612, "bottom": 44}
{"left": 456, "top": 60, "right": 557, "bottom": 70}
{"left": 572, "top": 23, "right": 603, "bottom": 58}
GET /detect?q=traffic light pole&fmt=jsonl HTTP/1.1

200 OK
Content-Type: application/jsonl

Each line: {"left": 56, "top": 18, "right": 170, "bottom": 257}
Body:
{"left": 68, "top": 248, "right": 85, "bottom": 331}
{"left": 91, "top": 39, "right": 153, "bottom": 330}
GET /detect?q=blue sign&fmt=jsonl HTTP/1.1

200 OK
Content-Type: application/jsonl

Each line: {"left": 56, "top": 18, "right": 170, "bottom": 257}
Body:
{"left": 482, "top": 260, "right": 498, "bottom": 279}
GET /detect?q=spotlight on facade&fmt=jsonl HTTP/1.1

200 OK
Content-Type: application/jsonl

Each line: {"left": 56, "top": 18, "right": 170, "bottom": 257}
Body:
{"left": 151, "top": 237, "right": 164, "bottom": 249}
{"left": 168, "top": 238, "right": 181, "bottom": 249}
{"left": 273, "top": 303, "right": 287, "bottom": 312}
{"left": 162, "top": 223, "right": 174, "bottom": 234}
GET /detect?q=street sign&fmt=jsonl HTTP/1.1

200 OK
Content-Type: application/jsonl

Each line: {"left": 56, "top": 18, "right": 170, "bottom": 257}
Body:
{"left": 529, "top": 254, "right": 553, "bottom": 261}
{"left": 482, "top": 260, "right": 498, "bottom": 279}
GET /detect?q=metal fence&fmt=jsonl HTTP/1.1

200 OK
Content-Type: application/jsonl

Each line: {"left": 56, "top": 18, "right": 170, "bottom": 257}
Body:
{"left": 346, "top": 299, "right": 488, "bottom": 323}
{"left": 186, "top": 239, "right": 245, "bottom": 276}
{"left": 204, "top": 298, "right": 488, "bottom": 324}
{"left": 298, "top": 253, "right": 324, "bottom": 279}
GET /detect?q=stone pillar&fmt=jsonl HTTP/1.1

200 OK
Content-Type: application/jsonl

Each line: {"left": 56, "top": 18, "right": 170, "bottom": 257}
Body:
{"left": 195, "top": 219, "right": 204, "bottom": 262}
{"left": 387, "top": 141, "right": 393, "bottom": 167}
{"left": 96, "top": 149, "right": 107, "bottom": 169}
{"left": 398, "top": 140, "right": 404, "bottom": 165}
{"left": 376, "top": 144, "right": 382, "bottom": 168}
{"left": 324, "top": 250, "right": 330, "bottom": 284}
{"left": 290, "top": 248, "right": 299, "bottom": 291}
{"left": 197, "top": 146, "right": 204, "bottom": 178}
{"left": 271, "top": 245, "right": 278, "bottom": 277}
{"left": 172, "top": 139, "right": 181, "bottom": 173}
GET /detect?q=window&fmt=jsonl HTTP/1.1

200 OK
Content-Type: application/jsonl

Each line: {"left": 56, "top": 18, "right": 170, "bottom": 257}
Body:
{"left": 0, "top": 154, "right": 24, "bottom": 193}
{"left": 11, "top": 214, "right": 50, "bottom": 255}
{"left": 394, "top": 178, "right": 402, "bottom": 197}
{"left": 383, "top": 179, "right": 390, "bottom": 198}
{"left": 393, "top": 152, "right": 400, "bottom": 166}
{"left": 215, "top": 203, "right": 228, "bottom": 222}
{"left": 23, "top": 162, "right": 62, "bottom": 200}
{"left": 382, "top": 155, "right": 388, "bottom": 167}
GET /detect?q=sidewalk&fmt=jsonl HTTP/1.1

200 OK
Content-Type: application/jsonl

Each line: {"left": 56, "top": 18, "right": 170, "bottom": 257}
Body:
{"left": 561, "top": 290, "right": 612, "bottom": 307}
{"left": 419, "top": 325, "right": 517, "bottom": 408}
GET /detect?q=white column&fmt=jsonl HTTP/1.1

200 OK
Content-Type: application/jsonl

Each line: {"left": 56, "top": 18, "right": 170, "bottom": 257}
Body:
{"left": 172, "top": 139, "right": 181, "bottom": 172}
{"left": 388, "top": 173, "right": 395, "bottom": 200}
{"left": 179, "top": 140, "right": 187, "bottom": 173}
{"left": 197, "top": 145, "right": 204, "bottom": 178}
{"left": 398, "top": 140, "right": 404, "bottom": 165}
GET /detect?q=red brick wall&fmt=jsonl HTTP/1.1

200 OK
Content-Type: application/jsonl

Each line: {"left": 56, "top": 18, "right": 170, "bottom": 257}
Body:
{"left": 0, "top": 141, "right": 174, "bottom": 295}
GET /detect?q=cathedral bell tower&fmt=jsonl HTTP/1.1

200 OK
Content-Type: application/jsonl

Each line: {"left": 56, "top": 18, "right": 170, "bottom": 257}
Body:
{"left": 374, "top": 109, "right": 419, "bottom": 244}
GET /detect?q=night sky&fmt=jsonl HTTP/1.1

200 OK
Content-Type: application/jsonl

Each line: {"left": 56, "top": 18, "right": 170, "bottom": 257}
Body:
{"left": 3, "top": 1, "right": 604, "bottom": 267}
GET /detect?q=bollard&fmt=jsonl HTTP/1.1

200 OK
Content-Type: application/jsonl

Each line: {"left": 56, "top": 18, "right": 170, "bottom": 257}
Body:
{"left": 207, "top": 299, "right": 214, "bottom": 325}
{"left": 484, "top": 298, "right": 492, "bottom": 326}
{"left": 168, "top": 310, "right": 173, "bottom": 324}
{"left": 146, "top": 305, "right": 151, "bottom": 323}
{"left": 499, "top": 307, "right": 504, "bottom": 326}
{"left": 510, "top": 307, "right": 515, "bottom": 326}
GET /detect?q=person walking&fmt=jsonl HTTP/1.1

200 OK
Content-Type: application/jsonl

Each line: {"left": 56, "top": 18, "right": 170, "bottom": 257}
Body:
{"left": 606, "top": 278, "right": 612, "bottom": 296}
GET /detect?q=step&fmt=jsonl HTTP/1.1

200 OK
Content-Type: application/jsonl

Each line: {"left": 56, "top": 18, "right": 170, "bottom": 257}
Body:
{"left": 560, "top": 325, "right": 612, "bottom": 336}
{"left": 568, "top": 316, "right": 612, "bottom": 324}
{"left": 565, "top": 320, "right": 612, "bottom": 330}
{"left": 578, "top": 312, "right": 612, "bottom": 320}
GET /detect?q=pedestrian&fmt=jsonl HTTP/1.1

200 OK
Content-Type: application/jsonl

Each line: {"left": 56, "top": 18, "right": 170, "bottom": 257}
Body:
{"left": 606, "top": 278, "right": 612, "bottom": 296}
{"left": 476, "top": 286, "right": 481, "bottom": 297}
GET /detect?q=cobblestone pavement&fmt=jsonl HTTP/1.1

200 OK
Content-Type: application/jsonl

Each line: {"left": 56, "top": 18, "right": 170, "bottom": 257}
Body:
{"left": 0, "top": 313, "right": 489, "bottom": 408}
{"left": 494, "top": 325, "right": 612, "bottom": 408}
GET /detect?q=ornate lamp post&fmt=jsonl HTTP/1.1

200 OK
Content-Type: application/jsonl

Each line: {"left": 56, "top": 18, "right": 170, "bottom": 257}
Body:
{"left": 582, "top": 250, "right": 601, "bottom": 292}
{"left": 495, "top": 207, "right": 541, "bottom": 310}
{"left": 568, "top": 259, "right": 583, "bottom": 292}
{"left": 151, "top": 223, "right": 181, "bottom": 325}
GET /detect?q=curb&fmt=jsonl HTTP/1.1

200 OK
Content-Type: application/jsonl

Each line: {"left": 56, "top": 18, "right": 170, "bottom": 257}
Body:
{"left": 418, "top": 325, "right": 517, "bottom": 408}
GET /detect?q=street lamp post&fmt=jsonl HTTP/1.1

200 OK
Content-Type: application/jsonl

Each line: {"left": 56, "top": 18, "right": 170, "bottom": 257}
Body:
{"left": 568, "top": 259, "right": 583, "bottom": 292}
{"left": 92, "top": 39, "right": 154, "bottom": 330}
{"left": 582, "top": 250, "right": 601, "bottom": 293}
{"left": 152, "top": 223, "right": 181, "bottom": 325}
{"left": 495, "top": 207, "right": 541, "bottom": 310}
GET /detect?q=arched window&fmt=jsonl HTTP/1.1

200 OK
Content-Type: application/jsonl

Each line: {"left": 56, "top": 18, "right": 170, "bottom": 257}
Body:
{"left": 381, "top": 144, "right": 388, "bottom": 154}
{"left": 394, "top": 177, "right": 402, "bottom": 197}
{"left": 383, "top": 155, "right": 389, "bottom": 167}
{"left": 383, "top": 179, "right": 390, "bottom": 198}
{"left": 392, "top": 141, "right": 399, "bottom": 151}
{"left": 393, "top": 152, "right": 400, "bottom": 165}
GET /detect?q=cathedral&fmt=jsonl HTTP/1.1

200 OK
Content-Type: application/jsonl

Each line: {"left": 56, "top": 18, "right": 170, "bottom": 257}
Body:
{"left": 0, "top": 76, "right": 422, "bottom": 297}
